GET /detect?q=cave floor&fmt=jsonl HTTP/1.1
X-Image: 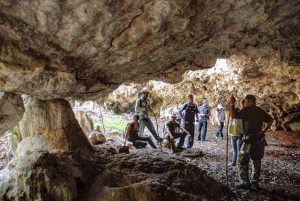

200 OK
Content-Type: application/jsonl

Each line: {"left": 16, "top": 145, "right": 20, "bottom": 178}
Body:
{"left": 143, "top": 118, "right": 300, "bottom": 201}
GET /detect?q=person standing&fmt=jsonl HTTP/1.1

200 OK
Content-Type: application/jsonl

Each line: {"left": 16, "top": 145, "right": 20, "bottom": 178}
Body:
{"left": 230, "top": 95, "right": 273, "bottom": 190}
{"left": 179, "top": 94, "right": 199, "bottom": 148}
{"left": 170, "top": 102, "right": 181, "bottom": 124}
{"left": 135, "top": 87, "right": 162, "bottom": 143}
{"left": 124, "top": 113, "right": 157, "bottom": 149}
{"left": 165, "top": 114, "right": 190, "bottom": 153}
{"left": 214, "top": 104, "right": 226, "bottom": 140}
{"left": 197, "top": 98, "right": 211, "bottom": 141}
{"left": 228, "top": 100, "right": 244, "bottom": 166}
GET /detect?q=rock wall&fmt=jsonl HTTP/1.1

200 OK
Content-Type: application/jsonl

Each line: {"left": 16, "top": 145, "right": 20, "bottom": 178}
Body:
{"left": 18, "top": 97, "right": 93, "bottom": 153}
{"left": 103, "top": 56, "right": 300, "bottom": 131}
{"left": 0, "top": 92, "right": 24, "bottom": 137}
{"left": 75, "top": 111, "right": 94, "bottom": 137}
{"left": 0, "top": 0, "right": 299, "bottom": 99}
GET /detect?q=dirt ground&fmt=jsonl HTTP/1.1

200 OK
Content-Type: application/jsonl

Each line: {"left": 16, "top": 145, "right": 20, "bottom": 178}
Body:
{"left": 146, "top": 118, "right": 300, "bottom": 201}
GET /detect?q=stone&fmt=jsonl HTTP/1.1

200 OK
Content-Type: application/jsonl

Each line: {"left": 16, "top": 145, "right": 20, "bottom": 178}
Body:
{"left": 89, "top": 128, "right": 106, "bottom": 145}
{"left": 0, "top": 92, "right": 24, "bottom": 137}
{"left": 0, "top": 1, "right": 299, "bottom": 100}
{"left": 75, "top": 111, "right": 94, "bottom": 137}
{"left": 18, "top": 97, "right": 93, "bottom": 153}
{"left": 287, "top": 122, "right": 300, "bottom": 132}
{"left": 180, "top": 148, "right": 204, "bottom": 158}
{"left": 0, "top": 149, "right": 233, "bottom": 201}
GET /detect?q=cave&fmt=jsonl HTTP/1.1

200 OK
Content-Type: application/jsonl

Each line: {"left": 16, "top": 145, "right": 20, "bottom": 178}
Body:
{"left": 0, "top": 1, "right": 299, "bottom": 201}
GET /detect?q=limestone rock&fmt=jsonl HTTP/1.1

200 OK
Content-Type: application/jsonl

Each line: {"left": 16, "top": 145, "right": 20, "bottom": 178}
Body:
{"left": 18, "top": 97, "right": 93, "bottom": 153}
{"left": 0, "top": 149, "right": 233, "bottom": 201}
{"left": 0, "top": 92, "right": 24, "bottom": 137}
{"left": 0, "top": 1, "right": 299, "bottom": 99}
{"left": 89, "top": 129, "right": 106, "bottom": 145}
{"left": 75, "top": 111, "right": 94, "bottom": 137}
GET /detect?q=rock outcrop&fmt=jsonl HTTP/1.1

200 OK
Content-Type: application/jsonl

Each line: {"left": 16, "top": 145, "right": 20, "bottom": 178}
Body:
{"left": 18, "top": 97, "right": 93, "bottom": 153}
{"left": 103, "top": 56, "right": 300, "bottom": 130}
{"left": 0, "top": 150, "right": 233, "bottom": 201}
{"left": 0, "top": 92, "right": 24, "bottom": 137}
{"left": 0, "top": 0, "right": 299, "bottom": 99}
{"left": 75, "top": 111, "right": 94, "bottom": 137}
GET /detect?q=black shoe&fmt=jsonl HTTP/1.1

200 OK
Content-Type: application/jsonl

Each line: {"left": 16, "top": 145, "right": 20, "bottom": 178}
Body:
{"left": 231, "top": 162, "right": 237, "bottom": 167}
{"left": 235, "top": 182, "right": 250, "bottom": 190}
{"left": 197, "top": 138, "right": 201, "bottom": 141}
{"left": 214, "top": 134, "right": 219, "bottom": 140}
{"left": 176, "top": 146, "right": 185, "bottom": 152}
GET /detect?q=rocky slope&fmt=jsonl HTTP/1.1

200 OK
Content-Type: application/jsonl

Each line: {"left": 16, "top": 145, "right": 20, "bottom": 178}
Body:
{"left": 103, "top": 56, "right": 300, "bottom": 131}
{"left": 0, "top": 149, "right": 233, "bottom": 201}
{"left": 0, "top": 0, "right": 299, "bottom": 100}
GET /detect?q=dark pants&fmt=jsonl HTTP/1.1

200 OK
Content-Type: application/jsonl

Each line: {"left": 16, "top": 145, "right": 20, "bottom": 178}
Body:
{"left": 197, "top": 119, "right": 208, "bottom": 141}
{"left": 183, "top": 122, "right": 194, "bottom": 148}
{"left": 167, "top": 132, "right": 187, "bottom": 150}
{"left": 215, "top": 122, "right": 224, "bottom": 139}
{"left": 131, "top": 137, "right": 157, "bottom": 149}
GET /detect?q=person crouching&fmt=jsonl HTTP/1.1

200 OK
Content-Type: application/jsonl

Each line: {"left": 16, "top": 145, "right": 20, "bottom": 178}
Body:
{"left": 124, "top": 113, "right": 157, "bottom": 149}
{"left": 166, "top": 114, "right": 191, "bottom": 153}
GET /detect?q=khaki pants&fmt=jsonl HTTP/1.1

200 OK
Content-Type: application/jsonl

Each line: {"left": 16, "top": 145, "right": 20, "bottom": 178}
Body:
{"left": 238, "top": 142, "right": 264, "bottom": 184}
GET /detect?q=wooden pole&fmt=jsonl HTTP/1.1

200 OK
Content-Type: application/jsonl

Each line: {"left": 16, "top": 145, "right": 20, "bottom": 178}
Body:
{"left": 225, "top": 112, "right": 230, "bottom": 186}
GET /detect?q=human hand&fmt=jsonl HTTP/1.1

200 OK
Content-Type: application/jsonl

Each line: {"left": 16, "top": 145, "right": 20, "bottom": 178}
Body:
{"left": 170, "top": 136, "right": 175, "bottom": 142}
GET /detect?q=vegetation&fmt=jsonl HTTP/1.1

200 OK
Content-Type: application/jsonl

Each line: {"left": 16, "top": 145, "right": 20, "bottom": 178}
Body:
{"left": 94, "top": 114, "right": 128, "bottom": 133}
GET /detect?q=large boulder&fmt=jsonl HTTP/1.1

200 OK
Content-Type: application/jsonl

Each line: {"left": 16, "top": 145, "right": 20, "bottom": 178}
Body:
{"left": 0, "top": 149, "right": 233, "bottom": 201}
{"left": 18, "top": 97, "right": 93, "bottom": 153}
{"left": 0, "top": 92, "right": 24, "bottom": 137}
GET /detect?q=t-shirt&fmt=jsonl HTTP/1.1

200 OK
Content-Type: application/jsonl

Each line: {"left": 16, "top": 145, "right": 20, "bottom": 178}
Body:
{"left": 235, "top": 106, "right": 273, "bottom": 135}
{"left": 166, "top": 120, "right": 180, "bottom": 134}
{"left": 198, "top": 105, "right": 211, "bottom": 120}
{"left": 135, "top": 96, "right": 151, "bottom": 119}
{"left": 128, "top": 122, "right": 140, "bottom": 141}
{"left": 180, "top": 102, "right": 199, "bottom": 123}
{"left": 171, "top": 108, "right": 181, "bottom": 120}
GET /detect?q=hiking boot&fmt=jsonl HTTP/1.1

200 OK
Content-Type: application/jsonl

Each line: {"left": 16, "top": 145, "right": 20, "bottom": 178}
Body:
{"left": 176, "top": 146, "right": 185, "bottom": 152}
{"left": 234, "top": 182, "right": 250, "bottom": 190}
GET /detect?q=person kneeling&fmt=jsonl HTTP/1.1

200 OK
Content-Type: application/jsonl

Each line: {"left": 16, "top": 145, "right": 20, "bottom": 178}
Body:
{"left": 124, "top": 113, "right": 157, "bottom": 149}
{"left": 166, "top": 114, "right": 191, "bottom": 153}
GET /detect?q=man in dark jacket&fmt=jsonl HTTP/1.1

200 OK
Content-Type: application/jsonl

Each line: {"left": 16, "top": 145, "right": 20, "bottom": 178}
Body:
{"left": 230, "top": 94, "right": 273, "bottom": 190}
{"left": 179, "top": 94, "right": 199, "bottom": 148}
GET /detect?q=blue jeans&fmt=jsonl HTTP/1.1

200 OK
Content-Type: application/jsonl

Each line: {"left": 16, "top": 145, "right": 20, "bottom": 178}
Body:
{"left": 231, "top": 136, "right": 241, "bottom": 165}
{"left": 197, "top": 119, "right": 208, "bottom": 141}
{"left": 215, "top": 122, "right": 224, "bottom": 139}
{"left": 139, "top": 118, "right": 160, "bottom": 142}
{"left": 183, "top": 122, "right": 195, "bottom": 148}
